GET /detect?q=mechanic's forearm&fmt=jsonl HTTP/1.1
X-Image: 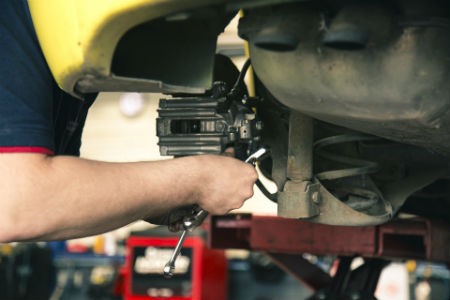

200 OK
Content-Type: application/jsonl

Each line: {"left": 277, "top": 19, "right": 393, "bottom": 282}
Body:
{"left": 0, "top": 154, "right": 201, "bottom": 242}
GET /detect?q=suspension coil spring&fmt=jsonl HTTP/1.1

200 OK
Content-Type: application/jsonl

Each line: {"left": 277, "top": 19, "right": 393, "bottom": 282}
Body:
{"left": 314, "top": 133, "right": 381, "bottom": 211}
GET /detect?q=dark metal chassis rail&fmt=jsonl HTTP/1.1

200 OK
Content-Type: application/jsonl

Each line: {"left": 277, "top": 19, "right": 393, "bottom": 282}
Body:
{"left": 207, "top": 214, "right": 450, "bottom": 291}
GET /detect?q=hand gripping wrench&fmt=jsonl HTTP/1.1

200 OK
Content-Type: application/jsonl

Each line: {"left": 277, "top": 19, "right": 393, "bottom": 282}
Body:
{"left": 163, "top": 147, "right": 271, "bottom": 278}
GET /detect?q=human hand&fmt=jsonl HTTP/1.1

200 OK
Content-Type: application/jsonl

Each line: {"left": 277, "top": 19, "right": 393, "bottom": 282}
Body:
{"left": 144, "top": 205, "right": 198, "bottom": 232}
{"left": 145, "top": 148, "right": 257, "bottom": 231}
{"left": 187, "top": 150, "right": 258, "bottom": 215}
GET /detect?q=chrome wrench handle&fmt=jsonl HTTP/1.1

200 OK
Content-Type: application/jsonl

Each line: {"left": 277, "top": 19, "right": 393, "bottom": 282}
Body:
{"left": 183, "top": 209, "right": 209, "bottom": 231}
{"left": 163, "top": 148, "right": 270, "bottom": 278}
{"left": 245, "top": 147, "right": 270, "bottom": 165}
{"left": 163, "top": 209, "right": 208, "bottom": 278}
{"left": 163, "top": 230, "right": 188, "bottom": 278}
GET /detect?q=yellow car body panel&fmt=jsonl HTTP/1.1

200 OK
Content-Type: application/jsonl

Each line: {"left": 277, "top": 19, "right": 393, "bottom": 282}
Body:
{"left": 27, "top": 0, "right": 223, "bottom": 96}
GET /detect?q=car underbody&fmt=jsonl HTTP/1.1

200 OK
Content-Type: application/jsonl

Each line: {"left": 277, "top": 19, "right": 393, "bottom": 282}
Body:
{"left": 145, "top": 0, "right": 450, "bottom": 226}
{"left": 243, "top": 0, "right": 450, "bottom": 225}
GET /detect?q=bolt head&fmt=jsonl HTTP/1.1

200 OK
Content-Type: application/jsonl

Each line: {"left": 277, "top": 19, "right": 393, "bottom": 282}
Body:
{"left": 312, "top": 192, "right": 320, "bottom": 204}
{"left": 163, "top": 265, "right": 174, "bottom": 279}
{"left": 256, "top": 121, "right": 263, "bottom": 130}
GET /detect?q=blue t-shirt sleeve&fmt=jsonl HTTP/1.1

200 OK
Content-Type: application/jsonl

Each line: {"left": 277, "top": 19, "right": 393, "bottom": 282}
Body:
{"left": 0, "top": 0, "right": 55, "bottom": 152}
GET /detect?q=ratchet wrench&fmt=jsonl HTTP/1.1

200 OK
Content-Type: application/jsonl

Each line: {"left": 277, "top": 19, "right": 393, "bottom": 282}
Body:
{"left": 163, "top": 147, "right": 271, "bottom": 278}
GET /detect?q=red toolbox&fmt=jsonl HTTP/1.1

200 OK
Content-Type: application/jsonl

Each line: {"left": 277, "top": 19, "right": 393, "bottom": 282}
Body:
{"left": 122, "top": 233, "right": 227, "bottom": 300}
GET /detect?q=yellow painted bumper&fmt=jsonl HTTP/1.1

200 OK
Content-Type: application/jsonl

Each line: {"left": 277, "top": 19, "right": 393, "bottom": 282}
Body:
{"left": 27, "top": 0, "right": 226, "bottom": 97}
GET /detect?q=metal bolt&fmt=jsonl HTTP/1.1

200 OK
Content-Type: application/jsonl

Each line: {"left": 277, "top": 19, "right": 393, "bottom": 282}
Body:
{"left": 312, "top": 191, "right": 320, "bottom": 204}
{"left": 215, "top": 121, "right": 225, "bottom": 132}
{"left": 256, "top": 121, "right": 263, "bottom": 130}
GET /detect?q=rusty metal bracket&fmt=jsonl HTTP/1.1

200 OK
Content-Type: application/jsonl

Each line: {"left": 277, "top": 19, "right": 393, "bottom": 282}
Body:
{"left": 278, "top": 112, "right": 317, "bottom": 218}
{"left": 278, "top": 181, "right": 320, "bottom": 218}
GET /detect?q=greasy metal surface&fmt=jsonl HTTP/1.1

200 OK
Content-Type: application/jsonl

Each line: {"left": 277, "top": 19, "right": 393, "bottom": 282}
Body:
{"left": 254, "top": 79, "right": 290, "bottom": 192}
{"left": 278, "top": 182, "right": 320, "bottom": 218}
{"left": 75, "top": 75, "right": 206, "bottom": 94}
{"left": 243, "top": 1, "right": 450, "bottom": 155}
{"left": 156, "top": 92, "right": 261, "bottom": 156}
{"left": 303, "top": 178, "right": 392, "bottom": 226}
{"left": 402, "top": 178, "right": 450, "bottom": 222}
{"left": 356, "top": 141, "right": 448, "bottom": 215}
{"left": 286, "top": 112, "right": 313, "bottom": 181}
{"left": 278, "top": 112, "right": 319, "bottom": 218}
{"left": 310, "top": 126, "right": 448, "bottom": 223}
{"left": 209, "top": 214, "right": 450, "bottom": 263}
{"left": 307, "top": 131, "right": 390, "bottom": 225}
